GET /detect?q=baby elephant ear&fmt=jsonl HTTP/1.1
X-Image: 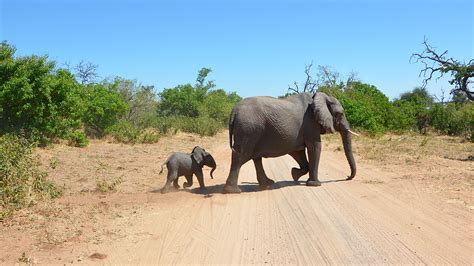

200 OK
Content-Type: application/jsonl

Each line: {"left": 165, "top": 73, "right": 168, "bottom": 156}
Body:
{"left": 311, "top": 92, "right": 335, "bottom": 133}
{"left": 191, "top": 146, "right": 204, "bottom": 165}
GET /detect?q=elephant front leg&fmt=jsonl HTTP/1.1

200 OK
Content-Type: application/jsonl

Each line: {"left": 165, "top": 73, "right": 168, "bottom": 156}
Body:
{"left": 306, "top": 142, "right": 322, "bottom": 186}
{"left": 289, "top": 150, "right": 309, "bottom": 182}
{"left": 183, "top": 175, "right": 193, "bottom": 188}
{"left": 253, "top": 157, "right": 274, "bottom": 190}
{"left": 195, "top": 169, "right": 205, "bottom": 189}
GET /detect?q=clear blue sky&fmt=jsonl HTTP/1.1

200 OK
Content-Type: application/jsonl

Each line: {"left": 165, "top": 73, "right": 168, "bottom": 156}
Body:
{"left": 1, "top": 0, "right": 473, "bottom": 100}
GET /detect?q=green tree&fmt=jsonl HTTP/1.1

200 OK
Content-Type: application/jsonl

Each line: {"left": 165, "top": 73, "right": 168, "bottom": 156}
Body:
{"left": 200, "top": 89, "right": 241, "bottom": 125}
{"left": 339, "top": 82, "right": 392, "bottom": 134}
{"left": 0, "top": 41, "right": 84, "bottom": 143}
{"left": 82, "top": 83, "right": 128, "bottom": 136}
{"left": 105, "top": 77, "right": 157, "bottom": 126}
{"left": 158, "top": 67, "right": 218, "bottom": 117}
{"left": 392, "top": 87, "right": 434, "bottom": 133}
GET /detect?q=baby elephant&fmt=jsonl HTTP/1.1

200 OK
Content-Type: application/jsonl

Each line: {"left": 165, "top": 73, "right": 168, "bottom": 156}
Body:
{"left": 159, "top": 146, "right": 216, "bottom": 193}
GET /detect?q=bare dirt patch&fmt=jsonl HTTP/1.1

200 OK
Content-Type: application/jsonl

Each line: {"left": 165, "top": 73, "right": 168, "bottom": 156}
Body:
{"left": 323, "top": 133, "right": 473, "bottom": 209}
{"left": 0, "top": 132, "right": 220, "bottom": 263}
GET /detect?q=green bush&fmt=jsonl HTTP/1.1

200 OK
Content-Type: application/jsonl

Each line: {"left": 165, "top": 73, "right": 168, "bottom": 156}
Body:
{"left": 147, "top": 116, "right": 222, "bottom": 136}
{"left": 148, "top": 116, "right": 180, "bottom": 135}
{"left": 0, "top": 42, "right": 85, "bottom": 144}
{"left": 67, "top": 131, "right": 89, "bottom": 147}
{"left": 178, "top": 116, "right": 221, "bottom": 136}
{"left": 0, "top": 135, "right": 62, "bottom": 219}
{"left": 82, "top": 83, "right": 128, "bottom": 137}
{"left": 321, "top": 81, "right": 392, "bottom": 135}
{"left": 155, "top": 68, "right": 241, "bottom": 136}
{"left": 390, "top": 88, "right": 434, "bottom": 133}
{"left": 106, "top": 77, "right": 158, "bottom": 126}
{"left": 106, "top": 121, "right": 160, "bottom": 144}
{"left": 199, "top": 89, "right": 241, "bottom": 126}
{"left": 430, "top": 102, "right": 473, "bottom": 141}
{"left": 157, "top": 84, "right": 205, "bottom": 117}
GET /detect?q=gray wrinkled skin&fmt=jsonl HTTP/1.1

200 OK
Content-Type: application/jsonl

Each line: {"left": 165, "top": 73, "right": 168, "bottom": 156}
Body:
{"left": 160, "top": 146, "right": 216, "bottom": 193}
{"left": 223, "top": 92, "right": 356, "bottom": 193}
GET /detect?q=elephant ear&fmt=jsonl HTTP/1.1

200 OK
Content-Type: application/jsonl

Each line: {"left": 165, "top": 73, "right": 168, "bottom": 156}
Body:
{"left": 311, "top": 92, "right": 335, "bottom": 133}
{"left": 191, "top": 146, "right": 205, "bottom": 165}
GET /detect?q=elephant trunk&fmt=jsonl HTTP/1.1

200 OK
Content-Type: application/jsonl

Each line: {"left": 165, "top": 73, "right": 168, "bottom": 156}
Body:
{"left": 207, "top": 155, "right": 217, "bottom": 179}
{"left": 341, "top": 130, "right": 356, "bottom": 180}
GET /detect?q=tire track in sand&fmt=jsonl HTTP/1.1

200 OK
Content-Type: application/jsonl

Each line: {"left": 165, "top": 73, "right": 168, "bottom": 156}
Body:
{"left": 69, "top": 137, "right": 472, "bottom": 264}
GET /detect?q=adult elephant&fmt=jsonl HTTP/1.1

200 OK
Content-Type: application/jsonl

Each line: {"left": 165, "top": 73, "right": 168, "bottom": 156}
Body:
{"left": 223, "top": 92, "right": 357, "bottom": 193}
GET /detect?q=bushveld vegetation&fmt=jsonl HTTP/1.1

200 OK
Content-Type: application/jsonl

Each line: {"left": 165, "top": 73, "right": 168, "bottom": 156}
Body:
{"left": 0, "top": 40, "right": 472, "bottom": 217}
{"left": 285, "top": 64, "right": 473, "bottom": 139}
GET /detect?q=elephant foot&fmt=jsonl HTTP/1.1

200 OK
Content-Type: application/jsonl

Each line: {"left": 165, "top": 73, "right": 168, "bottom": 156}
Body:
{"left": 258, "top": 177, "right": 275, "bottom": 190}
{"left": 306, "top": 179, "right": 322, "bottom": 187}
{"left": 223, "top": 184, "right": 241, "bottom": 194}
{"left": 291, "top": 168, "right": 306, "bottom": 182}
{"left": 161, "top": 186, "right": 172, "bottom": 194}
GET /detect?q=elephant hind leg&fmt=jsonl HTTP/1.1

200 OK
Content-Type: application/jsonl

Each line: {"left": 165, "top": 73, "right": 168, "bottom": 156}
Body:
{"left": 253, "top": 157, "right": 274, "bottom": 190}
{"left": 162, "top": 172, "right": 178, "bottom": 193}
{"left": 289, "top": 150, "right": 309, "bottom": 182}
{"left": 173, "top": 176, "right": 180, "bottom": 189}
{"left": 223, "top": 150, "right": 250, "bottom": 193}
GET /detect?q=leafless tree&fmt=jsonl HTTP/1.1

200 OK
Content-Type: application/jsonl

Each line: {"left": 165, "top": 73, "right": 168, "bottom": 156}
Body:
{"left": 411, "top": 38, "right": 473, "bottom": 101}
{"left": 287, "top": 64, "right": 359, "bottom": 96}
{"left": 288, "top": 63, "right": 318, "bottom": 94}
{"left": 74, "top": 60, "right": 99, "bottom": 85}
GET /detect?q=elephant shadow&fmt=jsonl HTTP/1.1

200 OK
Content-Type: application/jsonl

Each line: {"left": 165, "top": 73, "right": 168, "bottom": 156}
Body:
{"left": 187, "top": 178, "right": 348, "bottom": 195}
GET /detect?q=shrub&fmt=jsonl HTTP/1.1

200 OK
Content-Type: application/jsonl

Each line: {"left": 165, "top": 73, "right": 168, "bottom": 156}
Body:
{"left": 139, "top": 128, "right": 161, "bottom": 143}
{"left": 67, "top": 131, "right": 89, "bottom": 147}
{"left": 147, "top": 116, "right": 222, "bottom": 136}
{"left": 149, "top": 116, "right": 180, "bottom": 135}
{"left": 105, "top": 77, "right": 158, "bottom": 126}
{"left": 199, "top": 89, "right": 241, "bottom": 126}
{"left": 157, "top": 68, "right": 241, "bottom": 133}
{"left": 106, "top": 121, "right": 160, "bottom": 144}
{"left": 179, "top": 116, "right": 221, "bottom": 136}
{"left": 431, "top": 102, "right": 473, "bottom": 141}
{"left": 0, "top": 42, "right": 85, "bottom": 144}
{"left": 321, "top": 82, "right": 391, "bottom": 135}
{"left": 390, "top": 88, "right": 434, "bottom": 133}
{"left": 0, "top": 135, "right": 62, "bottom": 219}
{"left": 158, "top": 84, "right": 204, "bottom": 117}
{"left": 96, "top": 175, "right": 123, "bottom": 193}
{"left": 82, "top": 83, "right": 128, "bottom": 137}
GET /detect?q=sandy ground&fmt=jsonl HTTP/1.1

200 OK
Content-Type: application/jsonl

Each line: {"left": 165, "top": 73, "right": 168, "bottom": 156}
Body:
{"left": 0, "top": 132, "right": 473, "bottom": 264}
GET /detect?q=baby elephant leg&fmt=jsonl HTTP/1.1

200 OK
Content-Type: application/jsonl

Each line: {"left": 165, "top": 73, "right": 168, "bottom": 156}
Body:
{"left": 173, "top": 176, "right": 180, "bottom": 189}
{"left": 161, "top": 171, "right": 178, "bottom": 193}
{"left": 183, "top": 175, "right": 193, "bottom": 188}
{"left": 195, "top": 169, "right": 205, "bottom": 188}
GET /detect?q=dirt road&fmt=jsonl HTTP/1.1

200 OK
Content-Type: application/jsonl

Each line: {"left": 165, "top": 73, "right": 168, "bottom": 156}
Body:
{"left": 65, "top": 136, "right": 474, "bottom": 263}
{"left": 2, "top": 133, "right": 472, "bottom": 264}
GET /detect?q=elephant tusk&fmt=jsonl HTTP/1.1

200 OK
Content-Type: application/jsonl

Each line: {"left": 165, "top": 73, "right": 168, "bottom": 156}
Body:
{"left": 348, "top": 129, "right": 360, "bottom": 136}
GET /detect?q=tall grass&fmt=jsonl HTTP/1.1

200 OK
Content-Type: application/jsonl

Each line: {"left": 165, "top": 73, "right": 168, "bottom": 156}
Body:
{"left": 150, "top": 116, "right": 223, "bottom": 137}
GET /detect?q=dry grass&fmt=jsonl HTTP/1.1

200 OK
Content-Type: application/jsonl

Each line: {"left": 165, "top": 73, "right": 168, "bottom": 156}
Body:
{"left": 323, "top": 132, "right": 474, "bottom": 207}
{"left": 323, "top": 132, "right": 473, "bottom": 165}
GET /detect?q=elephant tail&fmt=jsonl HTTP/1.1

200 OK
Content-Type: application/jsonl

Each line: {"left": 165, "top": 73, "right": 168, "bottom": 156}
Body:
{"left": 159, "top": 160, "right": 168, "bottom": 175}
{"left": 229, "top": 109, "right": 236, "bottom": 152}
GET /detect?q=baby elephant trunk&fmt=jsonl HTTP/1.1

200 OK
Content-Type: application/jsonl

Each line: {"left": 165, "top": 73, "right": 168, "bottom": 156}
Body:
{"left": 207, "top": 155, "right": 217, "bottom": 179}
